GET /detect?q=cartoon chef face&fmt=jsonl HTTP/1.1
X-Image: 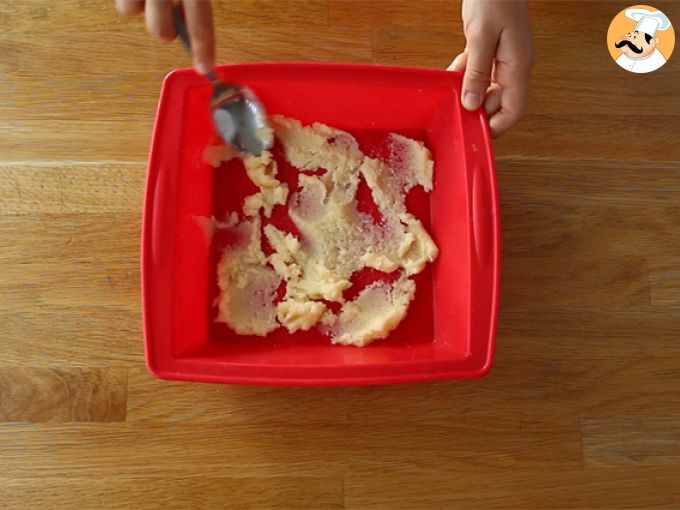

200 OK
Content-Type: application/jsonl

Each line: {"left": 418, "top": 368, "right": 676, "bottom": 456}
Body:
{"left": 615, "top": 30, "right": 659, "bottom": 58}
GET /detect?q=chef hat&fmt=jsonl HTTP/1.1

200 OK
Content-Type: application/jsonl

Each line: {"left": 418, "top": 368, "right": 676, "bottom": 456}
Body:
{"left": 625, "top": 8, "right": 671, "bottom": 37}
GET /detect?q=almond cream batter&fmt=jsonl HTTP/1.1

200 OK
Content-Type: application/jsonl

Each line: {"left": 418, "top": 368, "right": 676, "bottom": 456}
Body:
{"left": 215, "top": 216, "right": 281, "bottom": 336}
{"left": 208, "top": 116, "right": 438, "bottom": 346}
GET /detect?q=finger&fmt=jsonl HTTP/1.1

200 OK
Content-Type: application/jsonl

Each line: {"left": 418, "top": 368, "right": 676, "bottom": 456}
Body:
{"left": 461, "top": 28, "right": 497, "bottom": 111}
{"left": 449, "top": 53, "right": 501, "bottom": 118}
{"left": 488, "top": 90, "right": 528, "bottom": 138}
{"left": 488, "top": 35, "right": 532, "bottom": 137}
{"left": 483, "top": 83, "right": 503, "bottom": 118}
{"left": 447, "top": 51, "right": 467, "bottom": 71}
{"left": 182, "top": 0, "right": 216, "bottom": 74}
{"left": 489, "top": 68, "right": 529, "bottom": 138}
{"left": 116, "top": 0, "right": 144, "bottom": 15}
{"left": 146, "top": 0, "right": 176, "bottom": 41}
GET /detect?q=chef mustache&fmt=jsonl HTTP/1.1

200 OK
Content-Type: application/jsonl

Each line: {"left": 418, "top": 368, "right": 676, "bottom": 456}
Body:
{"left": 615, "top": 39, "right": 644, "bottom": 54}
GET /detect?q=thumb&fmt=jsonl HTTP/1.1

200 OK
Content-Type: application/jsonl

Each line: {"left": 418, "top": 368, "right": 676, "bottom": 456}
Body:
{"left": 461, "top": 34, "right": 495, "bottom": 110}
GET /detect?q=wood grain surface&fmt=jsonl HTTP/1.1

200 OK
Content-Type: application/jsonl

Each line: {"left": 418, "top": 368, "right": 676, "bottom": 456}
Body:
{"left": 1, "top": 0, "right": 679, "bottom": 509}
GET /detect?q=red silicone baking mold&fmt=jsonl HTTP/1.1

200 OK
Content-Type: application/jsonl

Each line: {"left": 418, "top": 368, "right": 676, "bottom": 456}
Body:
{"left": 142, "top": 62, "right": 500, "bottom": 386}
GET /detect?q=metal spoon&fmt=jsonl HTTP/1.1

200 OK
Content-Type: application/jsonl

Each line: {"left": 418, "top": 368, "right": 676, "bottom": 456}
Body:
{"left": 173, "top": 6, "right": 272, "bottom": 156}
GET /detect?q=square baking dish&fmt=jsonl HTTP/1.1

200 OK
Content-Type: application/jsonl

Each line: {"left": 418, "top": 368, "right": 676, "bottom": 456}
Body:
{"left": 142, "top": 62, "right": 499, "bottom": 386}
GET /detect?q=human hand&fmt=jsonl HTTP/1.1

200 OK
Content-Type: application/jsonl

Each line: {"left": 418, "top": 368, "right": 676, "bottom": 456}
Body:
{"left": 115, "top": 0, "right": 215, "bottom": 74}
{"left": 449, "top": 0, "right": 534, "bottom": 138}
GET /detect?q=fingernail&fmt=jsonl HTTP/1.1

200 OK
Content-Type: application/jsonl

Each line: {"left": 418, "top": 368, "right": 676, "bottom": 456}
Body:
{"left": 463, "top": 91, "right": 481, "bottom": 110}
{"left": 463, "top": 92, "right": 481, "bottom": 110}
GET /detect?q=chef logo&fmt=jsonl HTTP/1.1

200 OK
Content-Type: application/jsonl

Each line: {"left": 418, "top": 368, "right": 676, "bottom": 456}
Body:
{"left": 607, "top": 5, "right": 675, "bottom": 73}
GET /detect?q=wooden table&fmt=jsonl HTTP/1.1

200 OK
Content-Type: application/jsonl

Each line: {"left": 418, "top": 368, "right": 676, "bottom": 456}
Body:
{"left": 2, "top": 1, "right": 679, "bottom": 508}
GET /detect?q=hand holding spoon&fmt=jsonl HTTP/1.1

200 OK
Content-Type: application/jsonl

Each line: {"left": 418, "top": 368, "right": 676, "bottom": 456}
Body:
{"left": 173, "top": 5, "right": 272, "bottom": 156}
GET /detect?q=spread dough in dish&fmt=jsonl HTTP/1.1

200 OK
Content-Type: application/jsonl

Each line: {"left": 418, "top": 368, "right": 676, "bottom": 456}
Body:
{"left": 215, "top": 216, "right": 281, "bottom": 336}
{"left": 241, "top": 152, "right": 289, "bottom": 217}
{"left": 322, "top": 276, "right": 416, "bottom": 347}
{"left": 207, "top": 116, "right": 438, "bottom": 346}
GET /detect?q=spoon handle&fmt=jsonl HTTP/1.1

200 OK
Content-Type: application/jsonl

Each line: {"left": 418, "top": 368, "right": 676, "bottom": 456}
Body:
{"left": 172, "top": 5, "right": 192, "bottom": 52}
